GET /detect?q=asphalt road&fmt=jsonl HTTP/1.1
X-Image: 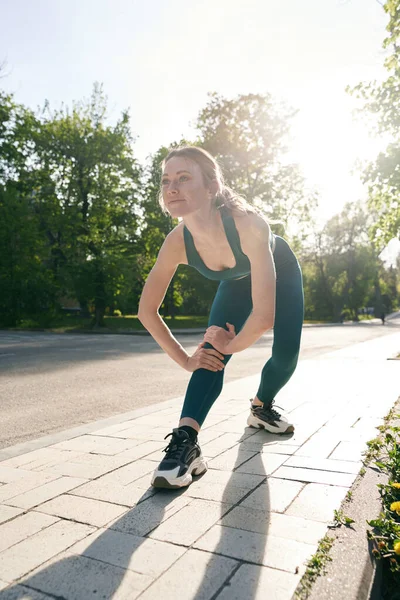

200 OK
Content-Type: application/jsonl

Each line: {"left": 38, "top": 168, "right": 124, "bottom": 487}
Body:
{"left": 1, "top": 318, "right": 399, "bottom": 450}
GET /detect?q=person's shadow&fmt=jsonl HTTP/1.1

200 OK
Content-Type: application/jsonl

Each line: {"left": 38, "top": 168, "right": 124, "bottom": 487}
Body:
{"left": 0, "top": 412, "right": 294, "bottom": 600}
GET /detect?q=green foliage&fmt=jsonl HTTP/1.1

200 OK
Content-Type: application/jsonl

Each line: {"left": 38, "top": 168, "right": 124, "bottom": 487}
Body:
{"left": 301, "top": 201, "right": 390, "bottom": 322}
{"left": 366, "top": 410, "right": 400, "bottom": 599}
{"left": 295, "top": 535, "right": 335, "bottom": 599}
{"left": 348, "top": 0, "right": 400, "bottom": 245}
{"left": 196, "top": 92, "right": 318, "bottom": 240}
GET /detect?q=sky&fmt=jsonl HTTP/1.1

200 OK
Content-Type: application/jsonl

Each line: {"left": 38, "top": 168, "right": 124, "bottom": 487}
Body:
{"left": 0, "top": 0, "right": 392, "bottom": 229}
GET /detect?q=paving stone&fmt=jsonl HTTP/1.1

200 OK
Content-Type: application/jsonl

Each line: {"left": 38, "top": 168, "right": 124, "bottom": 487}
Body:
{"left": 0, "top": 448, "right": 82, "bottom": 470}
{"left": 148, "top": 499, "right": 231, "bottom": 546}
{"left": 36, "top": 494, "right": 128, "bottom": 527}
{"left": 207, "top": 448, "right": 257, "bottom": 471}
{"left": 40, "top": 460, "right": 120, "bottom": 480}
{"left": 328, "top": 441, "right": 367, "bottom": 461}
{"left": 240, "top": 441, "right": 299, "bottom": 455}
{"left": 185, "top": 481, "right": 254, "bottom": 504}
{"left": 240, "top": 429, "right": 302, "bottom": 448}
{"left": 126, "top": 413, "right": 177, "bottom": 427}
{"left": 272, "top": 466, "right": 356, "bottom": 487}
{"left": 52, "top": 451, "right": 135, "bottom": 471}
{"left": 51, "top": 435, "right": 141, "bottom": 455}
{"left": 68, "top": 527, "right": 186, "bottom": 578}
{"left": 0, "top": 584, "right": 51, "bottom": 598}
{"left": 262, "top": 443, "right": 300, "bottom": 455}
{"left": 284, "top": 455, "right": 362, "bottom": 474}
{"left": 292, "top": 429, "right": 341, "bottom": 458}
{"left": 215, "top": 563, "right": 300, "bottom": 600}
{"left": 137, "top": 548, "right": 238, "bottom": 600}
{"left": 198, "top": 429, "right": 225, "bottom": 445}
{"left": 0, "top": 506, "right": 23, "bottom": 525}
{"left": 99, "top": 425, "right": 172, "bottom": 441}
{"left": 235, "top": 453, "right": 288, "bottom": 476}
{"left": 70, "top": 478, "right": 154, "bottom": 507}
{"left": 99, "top": 459, "right": 155, "bottom": 486}
{"left": 7, "top": 450, "right": 85, "bottom": 472}
{"left": 91, "top": 421, "right": 139, "bottom": 437}
{"left": 201, "top": 433, "right": 251, "bottom": 458}
{"left": 0, "top": 466, "right": 41, "bottom": 484}
{"left": 111, "top": 493, "right": 192, "bottom": 537}
{"left": 114, "top": 441, "right": 166, "bottom": 462}
{"left": 0, "top": 472, "right": 59, "bottom": 503}
{"left": 220, "top": 506, "right": 327, "bottom": 544}
{"left": 286, "top": 482, "right": 347, "bottom": 522}
{"left": 0, "top": 512, "right": 58, "bottom": 553}
{"left": 20, "top": 553, "right": 153, "bottom": 600}
{"left": 194, "top": 469, "right": 264, "bottom": 489}
{"left": 0, "top": 520, "right": 94, "bottom": 583}
{"left": 240, "top": 479, "right": 304, "bottom": 513}
{"left": 194, "top": 524, "right": 315, "bottom": 573}
{"left": 7, "top": 476, "right": 87, "bottom": 509}
{"left": 204, "top": 419, "right": 249, "bottom": 434}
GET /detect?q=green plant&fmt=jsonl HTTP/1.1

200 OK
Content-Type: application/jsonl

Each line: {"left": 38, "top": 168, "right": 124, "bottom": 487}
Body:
{"left": 332, "top": 509, "right": 355, "bottom": 528}
{"left": 295, "top": 535, "right": 335, "bottom": 599}
{"left": 366, "top": 409, "right": 400, "bottom": 597}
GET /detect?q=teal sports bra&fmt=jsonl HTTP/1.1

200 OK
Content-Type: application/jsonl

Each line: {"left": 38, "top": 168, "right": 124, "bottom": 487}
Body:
{"left": 183, "top": 207, "right": 274, "bottom": 281}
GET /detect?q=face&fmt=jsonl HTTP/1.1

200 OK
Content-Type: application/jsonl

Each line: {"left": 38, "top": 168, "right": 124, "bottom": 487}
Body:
{"left": 161, "top": 156, "right": 213, "bottom": 217}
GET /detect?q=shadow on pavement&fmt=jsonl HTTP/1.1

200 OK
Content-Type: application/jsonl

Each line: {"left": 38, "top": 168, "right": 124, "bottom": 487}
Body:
{"left": 0, "top": 425, "right": 293, "bottom": 600}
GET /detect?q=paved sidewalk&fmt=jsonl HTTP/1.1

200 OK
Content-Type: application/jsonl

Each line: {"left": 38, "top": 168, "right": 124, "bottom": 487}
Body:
{"left": 0, "top": 333, "right": 399, "bottom": 600}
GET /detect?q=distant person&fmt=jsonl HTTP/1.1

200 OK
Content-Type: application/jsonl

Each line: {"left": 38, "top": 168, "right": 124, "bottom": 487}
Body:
{"left": 138, "top": 147, "right": 304, "bottom": 489}
{"left": 380, "top": 311, "right": 386, "bottom": 325}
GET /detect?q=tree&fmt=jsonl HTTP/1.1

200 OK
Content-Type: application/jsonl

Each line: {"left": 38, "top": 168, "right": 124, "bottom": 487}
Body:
{"left": 34, "top": 84, "right": 142, "bottom": 326}
{"left": 196, "top": 92, "right": 317, "bottom": 241}
{"left": 0, "top": 91, "right": 57, "bottom": 326}
{"left": 303, "top": 202, "right": 382, "bottom": 321}
{"left": 349, "top": 0, "right": 400, "bottom": 246}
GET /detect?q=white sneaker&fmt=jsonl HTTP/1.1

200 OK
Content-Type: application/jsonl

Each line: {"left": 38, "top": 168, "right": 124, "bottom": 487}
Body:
{"left": 151, "top": 428, "right": 207, "bottom": 489}
{"left": 247, "top": 400, "right": 294, "bottom": 434}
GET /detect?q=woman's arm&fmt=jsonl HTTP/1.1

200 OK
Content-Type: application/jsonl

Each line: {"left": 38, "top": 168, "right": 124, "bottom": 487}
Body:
{"left": 138, "top": 228, "right": 226, "bottom": 373}
{"left": 205, "top": 213, "right": 276, "bottom": 355}
{"left": 138, "top": 228, "right": 191, "bottom": 369}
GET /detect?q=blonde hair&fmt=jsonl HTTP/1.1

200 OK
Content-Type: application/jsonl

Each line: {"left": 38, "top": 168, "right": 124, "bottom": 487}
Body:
{"left": 159, "top": 146, "right": 261, "bottom": 217}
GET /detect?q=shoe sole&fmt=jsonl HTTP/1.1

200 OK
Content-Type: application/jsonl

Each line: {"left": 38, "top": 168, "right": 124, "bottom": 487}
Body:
{"left": 247, "top": 413, "right": 295, "bottom": 434}
{"left": 151, "top": 456, "right": 208, "bottom": 489}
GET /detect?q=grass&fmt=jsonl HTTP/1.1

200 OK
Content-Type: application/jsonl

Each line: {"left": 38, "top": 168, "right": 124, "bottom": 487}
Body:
{"left": 295, "top": 535, "right": 335, "bottom": 599}
{"left": 7, "top": 314, "right": 340, "bottom": 333}
{"left": 11, "top": 314, "right": 210, "bottom": 333}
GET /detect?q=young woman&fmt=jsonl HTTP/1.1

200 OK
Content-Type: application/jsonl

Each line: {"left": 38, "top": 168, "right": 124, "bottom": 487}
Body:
{"left": 138, "top": 146, "right": 304, "bottom": 489}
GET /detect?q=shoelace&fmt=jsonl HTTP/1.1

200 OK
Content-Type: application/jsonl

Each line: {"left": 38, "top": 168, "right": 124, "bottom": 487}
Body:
{"left": 251, "top": 399, "right": 284, "bottom": 421}
{"left": 162, "top": 430, "right": 189, "bottom": 460}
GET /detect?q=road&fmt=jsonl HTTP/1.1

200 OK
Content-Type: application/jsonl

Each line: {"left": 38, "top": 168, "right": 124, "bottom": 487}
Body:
{"left": 0, "top": 318, "right": 399, "bottom": 450}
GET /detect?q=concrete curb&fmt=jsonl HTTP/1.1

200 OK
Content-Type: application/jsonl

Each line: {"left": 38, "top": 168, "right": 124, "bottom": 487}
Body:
{"left": 294, "top": 398, "right": 400, "bottom": 600}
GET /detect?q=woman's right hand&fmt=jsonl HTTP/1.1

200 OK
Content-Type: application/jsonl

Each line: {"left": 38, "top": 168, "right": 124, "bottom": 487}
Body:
{"left": 185, "top": 341, "right": 226, "bottom": 373}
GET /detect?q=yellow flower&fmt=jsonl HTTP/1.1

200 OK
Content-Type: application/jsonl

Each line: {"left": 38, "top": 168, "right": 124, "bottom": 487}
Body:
{"left": 390, "top": 501, "right": 400, "bottom": 512}
{"left": 391, "top": 483, "right": 400, "bottom": 489}
{"left": 394, "top": 541, "right": 400, "bottom": 556}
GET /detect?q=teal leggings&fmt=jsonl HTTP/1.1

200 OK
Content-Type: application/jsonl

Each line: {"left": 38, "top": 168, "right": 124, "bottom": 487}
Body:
{"left": 180, "top": 236, "right": 304, "bottom": 427}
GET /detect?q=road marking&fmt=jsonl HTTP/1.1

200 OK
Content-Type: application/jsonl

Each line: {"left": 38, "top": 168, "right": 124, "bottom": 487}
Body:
{"left": 0, "top": 353, "right": 16, "bottom": 357}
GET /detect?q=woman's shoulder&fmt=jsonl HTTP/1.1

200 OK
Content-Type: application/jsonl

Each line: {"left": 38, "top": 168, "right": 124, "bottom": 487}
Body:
{"left": 163, "top": 222, "right": 187, "bottom": 265}
{"left": 229, "top": 209, "right": 271, "bottom": 240}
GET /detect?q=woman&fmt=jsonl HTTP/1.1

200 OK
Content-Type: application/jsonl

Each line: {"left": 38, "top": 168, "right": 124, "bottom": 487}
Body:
{"left": 138, "top": 146, "right": 304, "bottom": 489}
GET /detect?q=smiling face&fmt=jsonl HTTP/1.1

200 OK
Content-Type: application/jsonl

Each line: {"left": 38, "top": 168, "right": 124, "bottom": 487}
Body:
{"left": 161, "top": 156, "right": 214, "bottom": 218}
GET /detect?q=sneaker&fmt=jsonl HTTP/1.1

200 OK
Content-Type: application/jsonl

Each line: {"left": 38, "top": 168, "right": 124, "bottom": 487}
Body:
{"left": 247, "top": 400, "right": 294, "bottom": 434}
{"left": 151, "top": 428, "right": 207, "bottom": 489}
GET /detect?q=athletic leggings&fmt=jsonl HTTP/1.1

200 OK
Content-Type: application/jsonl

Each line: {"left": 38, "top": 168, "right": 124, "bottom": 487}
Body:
{"left": 180, "top": 236, "right": 304, "bottom": 427}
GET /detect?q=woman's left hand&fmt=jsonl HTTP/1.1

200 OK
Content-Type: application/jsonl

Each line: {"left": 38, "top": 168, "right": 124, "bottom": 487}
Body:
{"left": 203, "top": 322, "right": 236, "bottom": 354}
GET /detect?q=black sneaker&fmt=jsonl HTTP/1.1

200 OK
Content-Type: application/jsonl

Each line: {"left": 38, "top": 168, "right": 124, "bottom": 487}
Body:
{"left": 247, "top": 400, "right": 294, "bottom": 433}
{"left": 151, "top": 428, "right": 207, "bottom": 489}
